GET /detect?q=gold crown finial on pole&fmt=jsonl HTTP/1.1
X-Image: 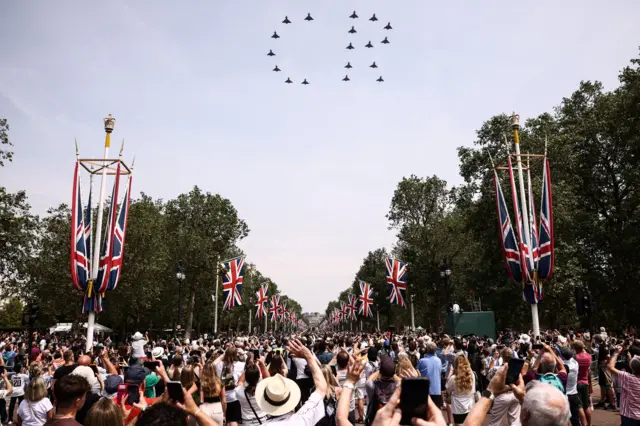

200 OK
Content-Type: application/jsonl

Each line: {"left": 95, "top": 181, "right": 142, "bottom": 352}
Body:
{"left": 104, "top": 114, "right": 116, "bottom": 134}
{"left": 511, "top": 112, "right": 520, "bottom": 129}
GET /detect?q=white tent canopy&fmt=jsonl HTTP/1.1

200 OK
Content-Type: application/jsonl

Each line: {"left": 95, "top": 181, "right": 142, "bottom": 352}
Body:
{"left": 49, "top": 322, "right": 113, "bottom": 334}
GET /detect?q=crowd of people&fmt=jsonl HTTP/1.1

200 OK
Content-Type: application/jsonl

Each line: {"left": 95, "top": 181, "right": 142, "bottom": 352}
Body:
{"left": 0, "top": 326, "right": 638, "bottom": 426}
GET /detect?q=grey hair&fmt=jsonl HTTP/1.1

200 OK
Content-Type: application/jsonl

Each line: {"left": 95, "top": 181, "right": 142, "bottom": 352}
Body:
{"left": 426, "top": 342, "right": 437, "bottom": 354}
{"left": 539, "top": 353, "right": 556, "bottom": 374}
{"left": 522, "top": 383, "right": 570, "bottom": 426}
{"left": 631, "top": 356, "right": 640, "bottom": 375}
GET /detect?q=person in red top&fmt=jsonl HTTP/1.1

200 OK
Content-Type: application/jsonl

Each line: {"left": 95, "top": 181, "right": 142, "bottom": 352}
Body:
{"left": 572, "top": 340, "right": 593, "bottom": 426}
{"left": 30, "top": 341, "right": 41, "bottom": 363}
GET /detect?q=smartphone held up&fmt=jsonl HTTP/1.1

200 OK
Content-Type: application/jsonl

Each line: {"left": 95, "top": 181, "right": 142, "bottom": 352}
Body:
{"left": 400, "top": 377, "right": 429, "bottom": 425}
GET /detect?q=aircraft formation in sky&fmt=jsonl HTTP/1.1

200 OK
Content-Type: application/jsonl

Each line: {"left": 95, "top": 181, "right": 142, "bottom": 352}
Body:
{"left": 267, "top": 11, "right": 393, "bottom": 85}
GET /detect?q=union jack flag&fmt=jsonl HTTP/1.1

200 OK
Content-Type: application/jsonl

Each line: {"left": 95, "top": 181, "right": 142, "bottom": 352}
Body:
{"left": 84, "top": 185, "right": 92, "bottom": 276}
{"left": 280, "top": 302, "right": 288, "bottom": 323}
{"left": 385, "top": 257, "right": 407, "bottom": 308}
{"left": 270, "top": 295, "right": 280, "bottom": 322}
{"left": 493, "top": 168, "right": 522, "bottom": 282}
{"left": 527, "top": 167, "right": 540, "bottom": 265}
{"left": 96, "top": 164, "right": 121, "bottom": 294}
{"left": 507, "top": 156, "right": 535, "bottom": 283}
{"left": 290, "top": 312, "right": 297, "bottom": 327}
{"left": 71, "top": 162, "right": 89, "bottom": 292}
{"left": 358, "top": 280, "right": 374, "bottom": 317}
{"left": 221, "top": 256, "right": 245, "bottom": 310}
{"left": 347, "top": 294, "right": 358, "bottom": 321}
{"left": 106, "top": 175, "right": 131, "bottom": 291}
{"left": 537, "top": 158, "right": 554, "bottom": 280}
{"left": 255, "top": 283, "right": 269, "bottom": 318}
{"left": 340, "top": 302, "right": 348, "bottom": 323}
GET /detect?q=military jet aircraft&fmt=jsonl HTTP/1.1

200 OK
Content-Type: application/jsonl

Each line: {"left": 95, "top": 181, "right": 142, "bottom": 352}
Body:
{"left": 301, "top": 79, "right": 310, "bottom": 85}
{"left": 345, "top": 62, "right": 353, "bottom": 69}
{"left": 273, "top": 65, "right": 281, "bottom": 72}
{"left": 342, "top": 75, "right": 350, "bottom": 82}
{"left": 271, "top": 31, "right": 280, "bottom": 39}
{"left": 384, "top": 22, "right": 393, "bottom": 30}
{"left": 282, "top": 16, "right": 291, "bottom": 24}
{"left": 285, "top": 78, "right": 293, "bottom": 84}
{"left": 348, "top": 26, "right": 357, "bottom": 34}
{"left": 381, "top": 37, "right": 390, "bottom": 44}
{"left": 365, "top": 41, "right": 373, "bottom": 48}
{"left": 370, "top": 62, "right": 378, "bottom": 68}
{"left": 305, "top": 13, "right": 313, "bottom": 21}
{"left": 377, "top": 76, "right": 384, "bottom": 82}
{"left": 350, "top": 11, "right": 358, "bottom": 19}
{"left": 346, "top": 42, "right": 355, "bottom": 50}
{"left": 267, "top": 50, "right": 275, "bottom": 56}
{"left": 369, "top": 14, "right": 378, "bottom": 21}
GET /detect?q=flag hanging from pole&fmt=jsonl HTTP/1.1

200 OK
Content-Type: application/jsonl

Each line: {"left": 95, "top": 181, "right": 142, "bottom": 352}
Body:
{"left": 340, "top": 302, "right": 348, "bottom": 323}
{"left": 537, "top": 158, "right": 554, "bottom": 280}
{"left": 71, "top": 161, "right": 89, "bottom": 292}
{"left": 84, "top": 185, "right": 92, "bottom": 277}
{"left": 270, "top": 295, "right": 280, "bottom": 322}
{"left": 507, "top": 156, "right": 535, "bottom": 283}
{"left": 358, "top": 280, "right": 374, "bottom": 317}
{"left": 96, "top": 164, "right": 121, "bottom": 294}
{"left": 255, "top": 284, "right": 269, "bottom": 318}
{"left": 347, "top": 294, "right": 358, "bottom": 321}
{"left": 107, "top": 175, "right": 131, "bottom": 291}
{"left": 527, "top": 166, "right": 540, "bottom": 266}
{"left": 385, "top": 257, "right": 407, "bottom": 308}
{"left": 221, "top": 256, "right": 245, "bottom": 310}
{"left": 493, "top": 168, "right": 522, "bottom": 282}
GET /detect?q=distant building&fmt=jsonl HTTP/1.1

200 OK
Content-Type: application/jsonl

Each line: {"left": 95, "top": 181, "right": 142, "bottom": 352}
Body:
{"left": 303, "top": 312, "right": 325, "bottom": 328}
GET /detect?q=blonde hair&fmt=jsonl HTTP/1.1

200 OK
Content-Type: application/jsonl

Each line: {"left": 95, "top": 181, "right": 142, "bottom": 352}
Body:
{"left": 201, "top": 360, "right": 222, "bottom": 398}
{"left": 320, "top": 365, "right": 339, "bottom": 400}
{"left": 29, "top": 362, "right": 43, "bottom": 379}
{"left": 453, "top": 355, "right": 473, "bottom": 393}
{"left": 25, "top": 377, "right": 47, "bottom": 402}
{"left": 181, "top": 364, "right": 196, "bottom": 390}
{"left": 396, "top": 358, "right": 418, "bottom": 378}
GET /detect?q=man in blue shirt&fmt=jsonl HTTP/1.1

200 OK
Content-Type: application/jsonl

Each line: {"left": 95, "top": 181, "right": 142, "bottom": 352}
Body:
{"left": 417, "top": 342, "right": 443, "bottom": 409}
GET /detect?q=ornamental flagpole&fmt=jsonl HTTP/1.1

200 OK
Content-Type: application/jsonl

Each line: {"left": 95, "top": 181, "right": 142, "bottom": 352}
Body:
{"left": 512, "top": 113, "right": 540, "bottom": 337}
{"left": 86, "top": 114, "right": 115, "bottom": 351}
{"left": 214, "top": 256, "right": 219, "bottom": 334}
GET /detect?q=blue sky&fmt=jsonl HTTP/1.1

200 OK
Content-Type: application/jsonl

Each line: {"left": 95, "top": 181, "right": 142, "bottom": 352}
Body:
{"left": 2, "top": 1, "right": 639, "bottom": 313}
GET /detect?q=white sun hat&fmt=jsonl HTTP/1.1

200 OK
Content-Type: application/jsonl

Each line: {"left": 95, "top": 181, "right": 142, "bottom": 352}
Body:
{"left": 255, "top": 373, "right": 301, "bottom": 416}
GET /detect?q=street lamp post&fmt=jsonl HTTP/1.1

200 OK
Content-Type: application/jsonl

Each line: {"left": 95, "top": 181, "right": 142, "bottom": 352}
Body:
{"left": 440, "top": 259, "right": 452, "bottom": 313}
{"left": 176, "top": 261, "right": 186, "bottom": 331}
{"left": 410, "top": 293, "right": 416, "bottom": 331}
{"left": 374, "top": 291, "right": 380, "bottom": 332}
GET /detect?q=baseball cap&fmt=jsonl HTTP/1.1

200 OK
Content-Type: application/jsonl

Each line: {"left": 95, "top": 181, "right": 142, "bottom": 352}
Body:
{"left": 125, "top": 365, "right": 150, "bottom": 385}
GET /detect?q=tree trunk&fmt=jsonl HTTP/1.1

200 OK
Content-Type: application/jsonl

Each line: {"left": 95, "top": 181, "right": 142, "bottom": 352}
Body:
{"left": 185, "top": 287, "right": 196, "bottom": 339}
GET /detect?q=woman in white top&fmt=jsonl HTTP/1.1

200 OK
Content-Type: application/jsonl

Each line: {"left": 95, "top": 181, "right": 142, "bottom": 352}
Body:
{"left": 236, "top": 363, "right": 268, "bottom": 426}
{"left": 17, "top": 377, "right": 53, "bottom": 426}
{"left": 216, "top": 347, "right": 245, "bottom": 426}
{"left": 445, "top": 354, "right": 476, "bottom": 426}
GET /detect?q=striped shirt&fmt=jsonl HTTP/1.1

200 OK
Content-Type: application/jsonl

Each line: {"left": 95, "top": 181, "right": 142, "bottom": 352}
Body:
{"left": 618, "top": 371, "right": 640, "bottom": 420}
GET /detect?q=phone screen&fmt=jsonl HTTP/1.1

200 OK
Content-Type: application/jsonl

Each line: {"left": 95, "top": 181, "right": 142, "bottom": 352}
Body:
{"left": 167, "top": 381, "right": 184, "bottom": 403}
{"left": 126, "top": 384, "right": 140, "bottom": 405}
{"left": 532, "top": 343, "right": 544, "bottom": 350}
{"left": 506, "top": 358, "right": 525, "bottom": 385}
{"left": 143, "top": 361, "right": 160, "bottom": 371}
{"left": 253, "top": 349, "right": 260, "bottom": 359}
{"left": 400, "top": 377, "right": 429, "bottom": 425}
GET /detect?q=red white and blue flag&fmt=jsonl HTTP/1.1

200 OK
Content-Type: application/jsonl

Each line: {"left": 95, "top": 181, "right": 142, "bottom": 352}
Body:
{"left": 222, "top": 256, "right": 245, "bottom": 310}
{"left": 358, "top": 280, "right": 374, "bottom": 317}
{"left": 280, "top": 302, "right": 288, "bottom": 323}
{"left": 71, "top": 162, "right": 90, "bottom": 292}
{"left": 340, "top": 302, "right": 348, "bottom": 323}
{"left": 270, "top": 295, "right": 280, "bottom": 322}
{"left": 255, "top": 283, "right": 269, "bottom": 318}
{"left": 537, "top": 158, "right": 554, "bottom": 280}
{"left": 385, "top": 257, "right": 407, "bottom": 308}
{"left": 347, "top": 294, "right": 358, "bottom": 321}
{"left": 84, "top": 185, "right": 93, "bottom": 277}
{"left": 493, "top": 168, "right": 522, "bottom": 282}
{"left": 96, "top": 164, "right": 121, "bottom": 294}
{"left": 527, "top": 167, "right": 540, "bottom": 265}
{"left": 106, "top": 175, "right": 131, "bottom": 291}
{"left": 507, "top": 157, "right": 535, "bottom": 283}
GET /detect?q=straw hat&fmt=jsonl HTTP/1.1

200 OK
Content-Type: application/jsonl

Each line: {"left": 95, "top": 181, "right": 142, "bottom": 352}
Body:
{"left": 255, "top": 374, "right": 301, "bottom": 416}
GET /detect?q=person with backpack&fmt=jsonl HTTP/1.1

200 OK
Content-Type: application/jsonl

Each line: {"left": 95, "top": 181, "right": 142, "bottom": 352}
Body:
{"left": 523, "top": 344, "right": 567, "bottom": 393}
{"left": 364, "top": 356, "right": 398, "bottom": 426}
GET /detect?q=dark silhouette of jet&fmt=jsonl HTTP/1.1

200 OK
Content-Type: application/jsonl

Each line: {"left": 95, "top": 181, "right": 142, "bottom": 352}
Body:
{"left": 271, "top": 31, "right": 280, "bottom": 39}
{"left": 346, "top": 42, "right": 354, "bottom": 50}
{"left": 305, "top": 13, "right": 313, "bottom": 21}
{"left": 350, "top": 11, "right": 358, "bottom": 19}
{"left": 343, "top": 75, "right": 350, "bottom": 82}
{"left": 267, "top": 50, "right": 275, "bottom": 56}
{"left": 381, "top": 37, "right": 390, "bottom": 44}
{"left": 348, "top": 26, "right": 357, "bottom": 34}
{"left": 301, "top": 79, "right": 309, "bottom": 85}
{"left": 370, "top": 62, "right": 378, "bottom": 68}
{"left": 377, "top": 76, "right": 384, "bottom": 82}
{"left": 365, "top": 41, "right": 373, "bottom": 48}
{"left": 285, "top": 78, "right": 293, "bottom": 84}
{"left": 384, "top": 22, "right": 393, "bottom": 30}
{"left": 369, "top": 14, "right": 378, "bottom": 21}
{"left": 273, "top": 65, "right": 281, "bottom": 72}
{"left": 282, "top": 16, "right": 291, "bottom": 24}
{"left": 345, "top": 62, "right": 353, "bottom": 69}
